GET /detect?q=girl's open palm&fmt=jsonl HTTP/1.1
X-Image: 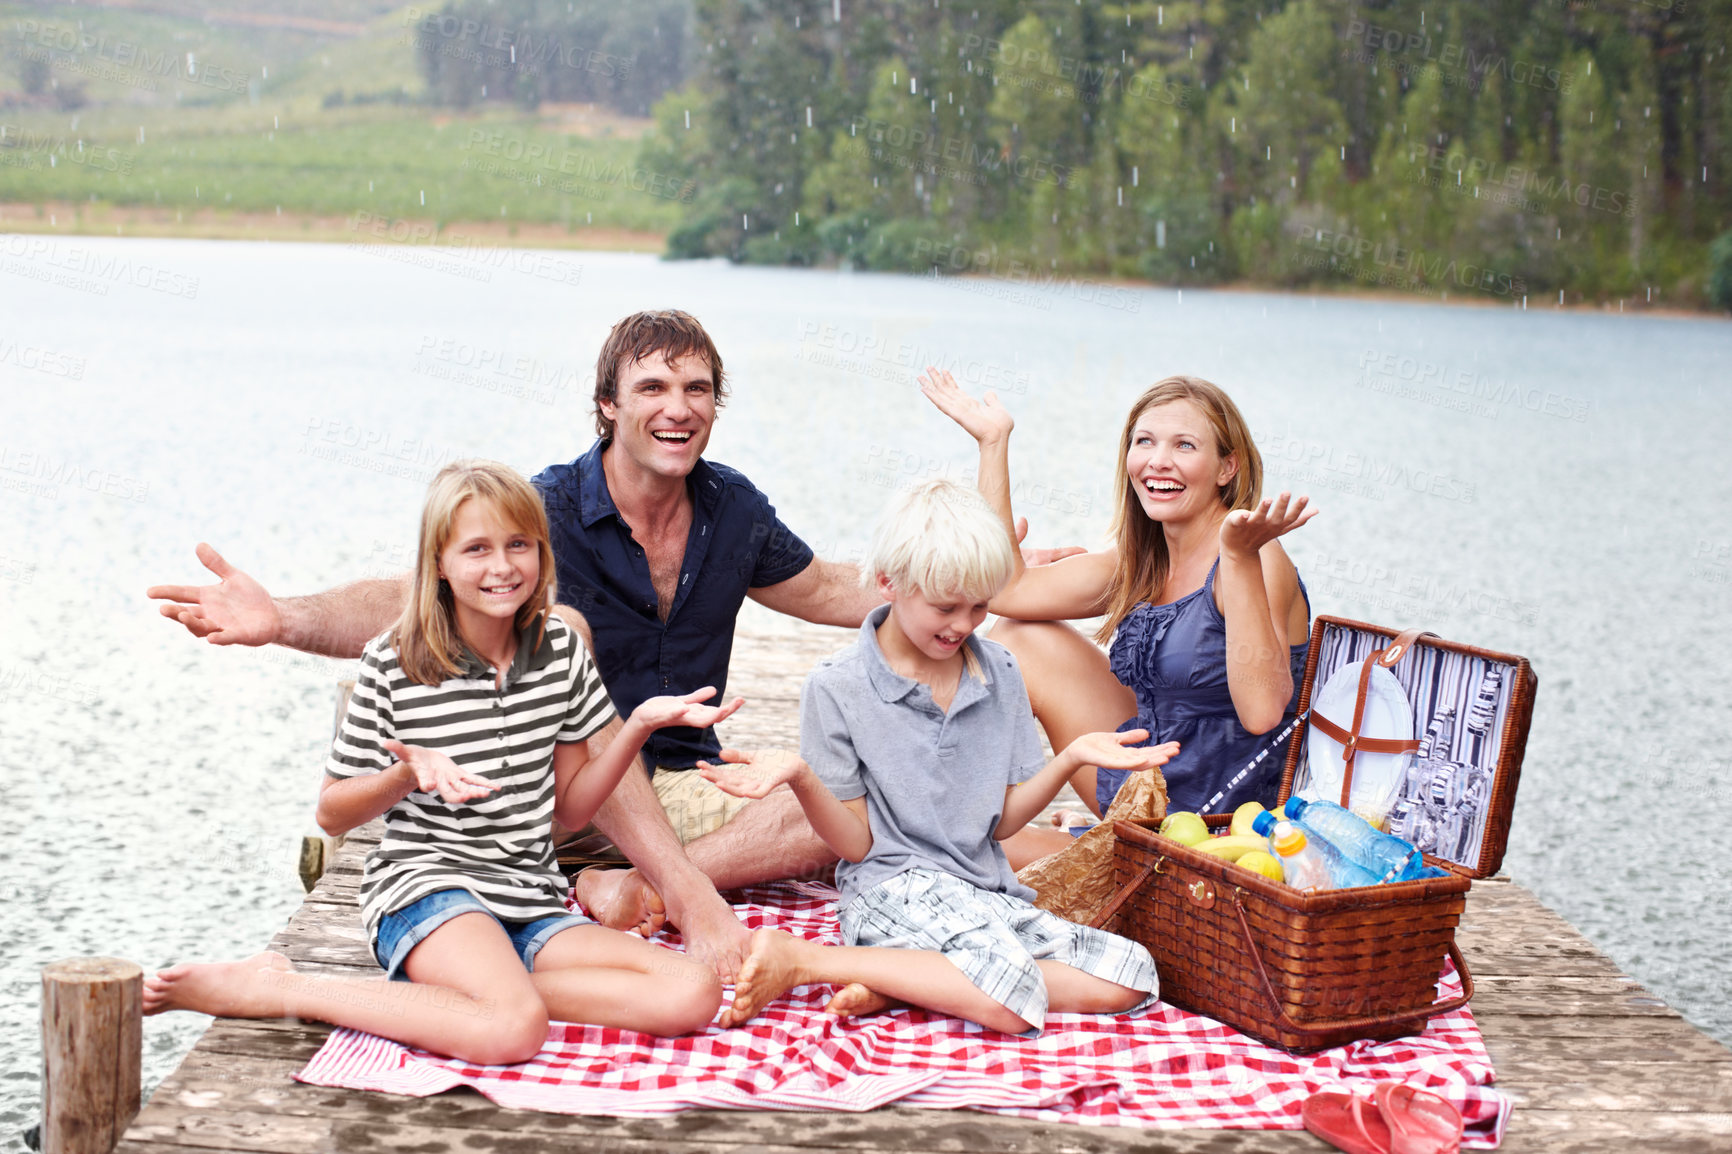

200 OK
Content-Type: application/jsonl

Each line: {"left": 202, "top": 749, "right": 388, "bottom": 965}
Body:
{"left": 1219, "top": 492, "right": 1317, "bottom": 559}
{"left": 1066, "top": 729, "right": 1182, "bottom": 774}
{"left": 632, "top": 687, "right": 745, "bottom": 731}
{"left": 383, "top": 739, "right": 497, "bottom": 805}
{"left": 697, "top": 748, "right": 803, "bottom": 799}
{"left": 919, "top": 367, "right": 1014, "bottom": 443}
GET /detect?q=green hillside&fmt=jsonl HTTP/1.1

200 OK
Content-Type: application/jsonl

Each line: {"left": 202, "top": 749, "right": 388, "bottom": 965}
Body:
{"left": 0, "top": 2, "right": 682, "bottom": 240}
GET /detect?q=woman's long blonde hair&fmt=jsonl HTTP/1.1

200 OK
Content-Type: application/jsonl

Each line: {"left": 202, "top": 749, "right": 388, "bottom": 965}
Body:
{"left": 393, "top": 460, "right": 556, "bottom": 686}
{"left": 1094, "top": 376, "right": 1264, "bottom": 643}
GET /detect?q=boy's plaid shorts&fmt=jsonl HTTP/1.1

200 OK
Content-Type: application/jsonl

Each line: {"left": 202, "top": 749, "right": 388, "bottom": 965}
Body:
{"left": 839, "top": 868, "right": 1159, "bottom": 1033}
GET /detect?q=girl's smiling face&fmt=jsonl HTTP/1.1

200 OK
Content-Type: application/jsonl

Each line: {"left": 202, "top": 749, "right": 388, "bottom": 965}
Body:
{"left": 438, "top": 497, "right": 541, "bottom": 638}
{"left": 1125, "top": 398, "right": 1238, "bottom": 522}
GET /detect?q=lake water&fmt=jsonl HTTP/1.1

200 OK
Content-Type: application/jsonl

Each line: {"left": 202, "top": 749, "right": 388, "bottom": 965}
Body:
{"left": 2, "top": 237, "right": 1729, "bottom": 1141}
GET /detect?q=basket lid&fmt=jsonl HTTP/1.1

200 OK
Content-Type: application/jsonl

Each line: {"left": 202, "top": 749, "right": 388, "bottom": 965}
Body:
{"left": 1277, "top": 615, "right": 1537, "bottom": 881}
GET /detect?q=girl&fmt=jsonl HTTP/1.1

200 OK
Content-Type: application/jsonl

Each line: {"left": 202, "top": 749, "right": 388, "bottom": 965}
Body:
{"left": 919, "top": 370, "right": 1315, "bottom": 865}
{"left": 145, "top": 460, "right": 734, "bottom": 1063}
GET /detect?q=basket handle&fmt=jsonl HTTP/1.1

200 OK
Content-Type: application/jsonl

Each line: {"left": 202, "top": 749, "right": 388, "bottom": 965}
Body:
{"left": 1087, "top": 858, "right": 1161, "bottom": 931}
{"left": 1229, "top": 891, "right": 1474, "bottom": 1039}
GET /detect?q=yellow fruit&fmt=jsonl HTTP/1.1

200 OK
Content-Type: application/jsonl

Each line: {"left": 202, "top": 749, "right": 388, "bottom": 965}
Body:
{"left": 1237, "top": 851, "right": 1285, "bottom": 882}
{"left": 1192, "top": 834, "right": 1272, "bottom": 862}
{"left": 1159, "top": 811, "right": 1210, "bottom": 846}
{"left": 1230, "top": 801, "right": 1266, "bottom": 838}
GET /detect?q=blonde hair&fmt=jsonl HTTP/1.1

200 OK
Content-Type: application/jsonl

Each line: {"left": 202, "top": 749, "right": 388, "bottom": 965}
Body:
{"left": 1095, "top": 376, "right": 1264, "bottom": 643}
{"left": 866, "top": 479, "right": 1016, "bottom": 603}
{"left": 393, "top": 460, "right": 556, "bottom": 686}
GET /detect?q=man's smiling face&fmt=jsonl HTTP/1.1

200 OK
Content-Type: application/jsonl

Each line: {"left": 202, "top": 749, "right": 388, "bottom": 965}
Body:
{"left": 599, "top": 350, "right": 717, "bottom": 482}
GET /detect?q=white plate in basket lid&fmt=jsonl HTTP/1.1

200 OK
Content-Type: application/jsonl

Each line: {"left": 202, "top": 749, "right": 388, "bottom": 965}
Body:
{"left": 1304, "top": 659, "right": 1416, "bottom": 825}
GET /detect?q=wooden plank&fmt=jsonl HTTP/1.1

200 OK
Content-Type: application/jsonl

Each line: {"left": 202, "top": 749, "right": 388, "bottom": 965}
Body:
{"left": 1481, "top": 1025, "right": 1732, "bottom": 1065}
{"left": 121, "top": 1104, "right": 1329, "bottom": 1154}
{"left": 129, "top": 1050, "right": 1336, "bottom": 1151}
{"left": 1491, "top": 1058, "right": 1732, "bottom": 1112}
{"left": 1499, "top": 1110, "right": 1732, "bottom": 1151}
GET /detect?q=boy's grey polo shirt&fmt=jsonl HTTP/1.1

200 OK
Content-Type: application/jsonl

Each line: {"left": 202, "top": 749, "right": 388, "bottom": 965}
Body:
{"left": 800, "top": 603, "right": 1047, "bottom": 908}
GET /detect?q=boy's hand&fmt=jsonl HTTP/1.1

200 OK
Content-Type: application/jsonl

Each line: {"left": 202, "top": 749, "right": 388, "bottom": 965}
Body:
{"left": 697, "top": 748, "right": 807, "bottom": 799}
{"left": 383, "top": 739, "right": 497, "bottom": 805}
{"left": 1065, "top": 729, "right": 1181, "bottom": 773}
{"left": 631, "top": 687, "right": 745, "bottom": 731}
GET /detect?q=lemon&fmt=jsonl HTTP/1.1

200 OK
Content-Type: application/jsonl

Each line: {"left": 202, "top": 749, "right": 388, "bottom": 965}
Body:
{"left": 1230, "top": 801, "right": 1266, "bottom": 838}
{"left": 1159, "top": 811, "right": 1210, "bottom": 846}
{"left": 1238, "top": 850, "right": 1285, "bottom": 883}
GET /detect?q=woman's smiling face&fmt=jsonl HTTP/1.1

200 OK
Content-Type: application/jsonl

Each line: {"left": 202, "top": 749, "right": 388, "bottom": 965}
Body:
{"left": 1125, "top": 398, "right": 1238, "bottom": 522}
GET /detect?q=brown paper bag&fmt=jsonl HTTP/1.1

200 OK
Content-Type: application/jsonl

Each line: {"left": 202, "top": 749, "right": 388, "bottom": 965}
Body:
{"left": 1017, "top": 770, "right": 1168, "bottom": 925}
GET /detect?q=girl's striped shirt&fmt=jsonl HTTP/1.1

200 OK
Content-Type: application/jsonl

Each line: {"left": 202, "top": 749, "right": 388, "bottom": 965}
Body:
{"left": 326, "top": 614, "right": 616, "bottom": 936}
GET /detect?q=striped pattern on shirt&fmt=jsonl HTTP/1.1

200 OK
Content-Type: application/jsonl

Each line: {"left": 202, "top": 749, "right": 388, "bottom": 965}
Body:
{"left": 326, "top": 613, "right": 616, "bottom": 936}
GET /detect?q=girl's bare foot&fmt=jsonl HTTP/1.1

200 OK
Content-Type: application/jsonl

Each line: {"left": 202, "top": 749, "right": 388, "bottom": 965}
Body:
{"left": 719, "top": 929, "right": 810, "bottom": 1028}
{"left": 572, "top": 868, "right": 666, "bottom": 937}
{"left": 824, "top": 982, "right": 901, "bottom": 1018}
{"left": 142, "top": 952, "right": 295, "bottom": 1019}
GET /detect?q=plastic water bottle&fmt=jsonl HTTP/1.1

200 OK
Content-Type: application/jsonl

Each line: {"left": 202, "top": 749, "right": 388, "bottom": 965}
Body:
{"left": 1255, "top": 799, "right": 1427, "bottom": 884}
{"left": 1267, "top": 820, "right": 1380, "bottom": 892}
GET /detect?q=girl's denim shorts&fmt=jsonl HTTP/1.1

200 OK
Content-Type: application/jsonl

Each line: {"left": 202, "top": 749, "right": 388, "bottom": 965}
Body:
{"left": 372, "top": 888, "right": 593, "bottom": 981}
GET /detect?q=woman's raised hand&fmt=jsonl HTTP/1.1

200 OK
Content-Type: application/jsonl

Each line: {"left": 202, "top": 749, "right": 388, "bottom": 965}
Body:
{"left": 383, "top": 739, "right": 497, "bottom": 805}
{"left": 1219, "top": 492, "right": 1318, "bottom": 560}
{"left": 631, "top": 686, "right": 746, "bottom": 732}
{"left": 918, "top": 367, "right": 1014, "bottom": 444}
{"left": 696, "top": 748, "right": 807, "bottom": 799}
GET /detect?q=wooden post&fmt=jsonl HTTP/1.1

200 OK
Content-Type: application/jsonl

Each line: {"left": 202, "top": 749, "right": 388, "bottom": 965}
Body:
{"left": 39, "top": 958, "right": 142, "bottom": 1154}
{"left": 297, "top": 678, "right": 358, "bottom": 890}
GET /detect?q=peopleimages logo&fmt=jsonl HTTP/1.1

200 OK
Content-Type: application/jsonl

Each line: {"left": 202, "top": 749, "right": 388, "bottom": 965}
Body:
{"left": 1342, "top": 19, "right": 1573, "bottom": 93}
{"left": 1300, "top": 227, "right": 1528, "bottom": 298}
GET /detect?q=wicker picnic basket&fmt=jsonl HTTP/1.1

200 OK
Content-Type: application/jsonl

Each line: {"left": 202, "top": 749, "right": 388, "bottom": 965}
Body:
{"left": 1092, "top": 617, "right": 1538, "bottom": 1052}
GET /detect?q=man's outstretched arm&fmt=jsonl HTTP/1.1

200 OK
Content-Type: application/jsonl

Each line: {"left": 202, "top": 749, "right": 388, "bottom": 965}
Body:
{"left": 147, "top": 543, "right": 408, "bottom": 659}
{"left": 747, "top": 518, "right": 1085, "bottom": 631}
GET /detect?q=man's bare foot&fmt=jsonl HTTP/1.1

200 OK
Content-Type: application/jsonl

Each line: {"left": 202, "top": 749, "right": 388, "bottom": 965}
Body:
{"left": 824, "top": 982, "right": 901, "bottom": 1018}
{"left": 718, "top": 929, "right": 810, "bottom": 1028}
{"left": 572, "top": 868, "right": 666, "bottom": 937}
{"left": 142, "top": 952, "right": 295, "bottom": 1019}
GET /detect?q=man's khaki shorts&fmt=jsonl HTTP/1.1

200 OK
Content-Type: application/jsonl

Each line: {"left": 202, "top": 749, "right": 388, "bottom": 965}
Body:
{"left": 651, "top": 766, "right": 754, "bottom": 845}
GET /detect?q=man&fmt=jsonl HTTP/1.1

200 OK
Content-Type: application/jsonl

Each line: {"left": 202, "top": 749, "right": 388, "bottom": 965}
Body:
{"left": 150, "top": 310, "right": 1072, "bottom": 976}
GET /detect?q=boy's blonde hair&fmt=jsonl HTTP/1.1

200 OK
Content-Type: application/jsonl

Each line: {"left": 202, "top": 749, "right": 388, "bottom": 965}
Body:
{"left": 393, "top": 459, "right": 556, "bottom": 686}
{"left": 866, "top": 479, "right": 1016, "bottom": 602}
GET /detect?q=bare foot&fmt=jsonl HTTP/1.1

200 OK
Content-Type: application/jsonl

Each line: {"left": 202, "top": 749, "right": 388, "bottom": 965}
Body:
{"left": 677, "top": 900, "right": 752, "bottom": 981}
{"left": 824, "top": 982, "right": 902, "bottom": 1018}
{"left": 718, "top": 929, "right": 809, "bottom": 1028}
{"left": 142, "top": 952, "right": 295, "bottom": 1019}
{"left": 572, "top": 868, "right": 666, "bottom": 937}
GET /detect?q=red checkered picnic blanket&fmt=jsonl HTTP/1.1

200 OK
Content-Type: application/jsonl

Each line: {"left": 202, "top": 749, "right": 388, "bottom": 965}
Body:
{"left": 296, "top": 882, "right": 1509, "bottom": 1146}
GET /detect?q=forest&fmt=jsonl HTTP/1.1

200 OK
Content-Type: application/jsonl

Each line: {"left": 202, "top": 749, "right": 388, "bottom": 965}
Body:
{"left": 641, "top": 0, "right": 1732, "bottom": 307}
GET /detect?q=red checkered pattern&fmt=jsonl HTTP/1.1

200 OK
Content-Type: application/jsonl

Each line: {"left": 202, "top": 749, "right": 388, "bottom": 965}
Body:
{"left": 296, "top": 881, "right": 1508, "bottom": 1146}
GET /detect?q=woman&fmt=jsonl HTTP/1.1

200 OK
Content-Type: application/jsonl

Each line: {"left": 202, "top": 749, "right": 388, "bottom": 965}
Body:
{"left": 920, "top": 370, "right": 1315, "bottom": 865}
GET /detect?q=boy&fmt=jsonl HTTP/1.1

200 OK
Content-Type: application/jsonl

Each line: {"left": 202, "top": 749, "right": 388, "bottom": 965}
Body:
{"left": 700, "top": 480, "right": 1170, "bottom": 1035}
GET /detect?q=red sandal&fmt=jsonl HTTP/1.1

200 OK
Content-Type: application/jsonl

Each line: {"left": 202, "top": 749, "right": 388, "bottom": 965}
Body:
{"left": 1302, "top": 1090, "right": 1394, "bottom": 1154}
{"left": 1374, "top": 1082, "right": 1464, "bottom": 1154}
{"left": 1303, "top": 1082, "right": 1462, "bottom": 1154}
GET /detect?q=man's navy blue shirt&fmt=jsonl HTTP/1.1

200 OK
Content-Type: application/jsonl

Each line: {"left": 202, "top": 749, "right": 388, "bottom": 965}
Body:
{"left": 533, "top": 440, "right": 815, "bottom": 769}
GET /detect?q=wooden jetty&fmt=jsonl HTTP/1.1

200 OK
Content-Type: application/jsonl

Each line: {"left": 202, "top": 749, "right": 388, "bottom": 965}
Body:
{"left": 111, "top": 619, "right": 1732, "bottom": 1154}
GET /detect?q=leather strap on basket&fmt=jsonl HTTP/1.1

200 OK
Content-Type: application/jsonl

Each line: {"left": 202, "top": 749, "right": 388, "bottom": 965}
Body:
{"left": 1228, "top": 891, "right": 1473, "bottom": 1038}
{"left": 1310, "top": 628, "right": 1434, "bottom": 808}
{"left": 1088, "top": 859, "right": 1161, "bottom": 931}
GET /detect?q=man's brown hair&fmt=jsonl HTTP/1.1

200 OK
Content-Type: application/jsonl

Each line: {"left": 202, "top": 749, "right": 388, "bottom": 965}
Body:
{"left": 592, "top": 310, "right": 727, "bottom": 439}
